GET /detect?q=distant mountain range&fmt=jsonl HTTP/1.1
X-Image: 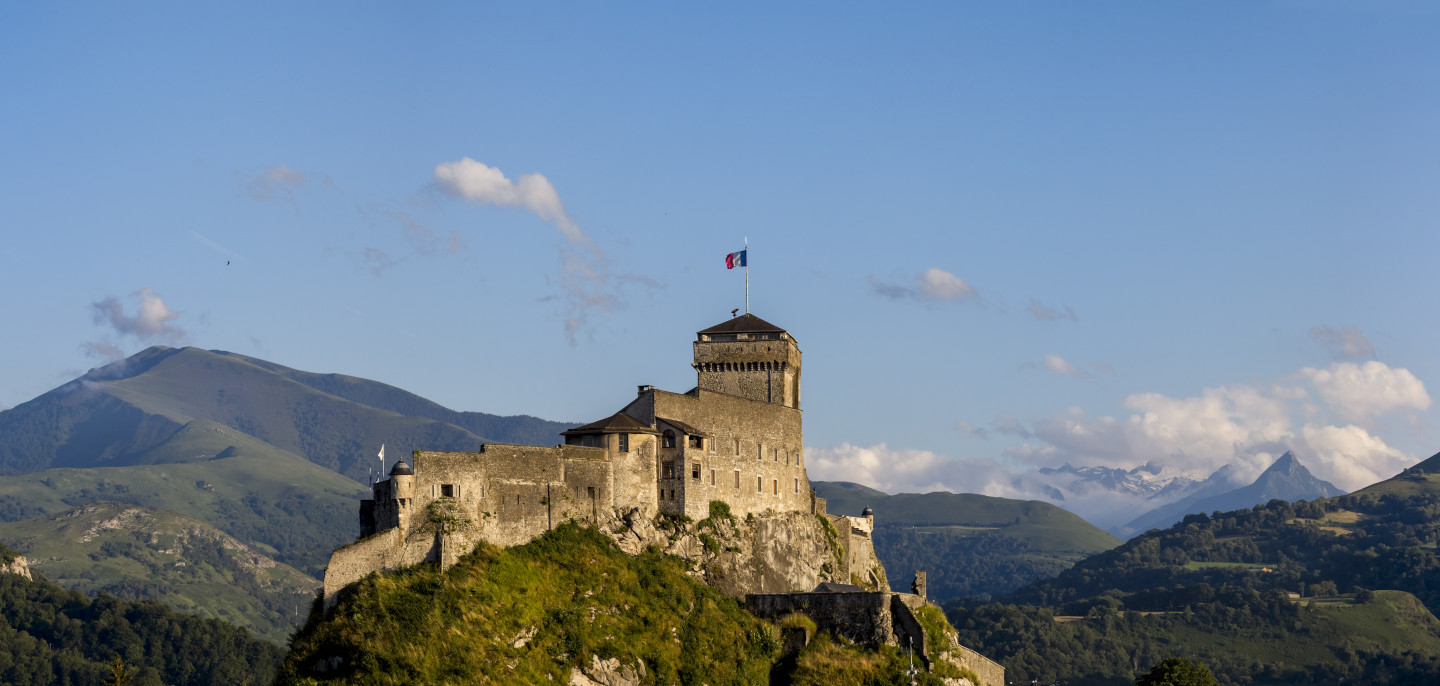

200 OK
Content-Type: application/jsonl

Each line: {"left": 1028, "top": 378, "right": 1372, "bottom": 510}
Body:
{"left": 0, "top": 346, "right": 573, "bottom": 480}
{"left": 1110, "top": 451, "right": 1345, "bottom": 538}
{"left": 812, "top": 481, "right": 1120, "bottom": 601}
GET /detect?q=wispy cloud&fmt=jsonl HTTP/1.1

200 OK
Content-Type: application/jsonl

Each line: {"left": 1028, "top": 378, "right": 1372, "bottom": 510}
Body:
{"left": 1027, "top": 299, "right": 1077, "bottom": 322}
{"left": 85, "top": 288, "right": 188, "bottom": 361}
{"left": 432, "top": 157, "right": 593, "bottom": 253}
{"left": 1310, "top": 325, "right": 1377, "bottom": 361}
{"left": 1042, "top": 354, "right": 1086, "bottom": 378}
{"left": 432, "top": 157, "right": 654, "bottom": 344}
{"left": 870, "top": 267, "right": 978, "bottom": 303}
{"left": 354, "top": 207, "right": 465, "bottom": 276}
{"left": 241, "top": 164, "right": 307, "bottom": 205}
{"left": 189, "top": 231, "right": 247, "bottom": 264}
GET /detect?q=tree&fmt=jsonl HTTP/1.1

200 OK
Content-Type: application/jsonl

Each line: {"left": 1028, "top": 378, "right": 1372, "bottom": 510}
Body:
{"left": 1136, "top": 657, "right": 1219, "bottom": 686}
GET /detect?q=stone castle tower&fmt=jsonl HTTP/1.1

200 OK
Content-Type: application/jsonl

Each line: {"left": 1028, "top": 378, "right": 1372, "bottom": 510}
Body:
{"left": 693, "top": 314, "right": 801, "bottom": 409}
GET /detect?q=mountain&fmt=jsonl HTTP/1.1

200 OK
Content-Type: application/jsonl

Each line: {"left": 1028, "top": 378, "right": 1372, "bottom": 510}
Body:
{"left": 0, "top": 502, "right": 318, "bottom": 644}
{"left": 812, "top": 481, "right": 1120, "bottom": 601}
{"left": 1037, "top": 461, "right": 1201, "bottom": 499}
{"left": 0, "top": 346, "right": 574, "bottom": 643}
{"left": 0, "top": 346, "right": 572, "bottom": 481}
{"left": 943, "top": 450, "right": 1440, "bottom": 684}
{"left": 1113, "top": 452, "right": 1346, "bottom": 538}
{"left": 0, "top": 543, "right": 283, "bottom": 685}
{"left": 0, "top": 437, "right": 367, "bottom": 577}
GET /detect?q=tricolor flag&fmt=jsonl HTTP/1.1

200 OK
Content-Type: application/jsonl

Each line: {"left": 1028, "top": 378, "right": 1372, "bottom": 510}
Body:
{"left": 725, "top": 249, "right": 747, "bottom": 269}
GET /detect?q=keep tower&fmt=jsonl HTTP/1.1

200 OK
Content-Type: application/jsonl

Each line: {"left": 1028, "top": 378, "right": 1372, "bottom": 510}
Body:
{"left": 692, "top": 313, "right": 801, "bottom": 409}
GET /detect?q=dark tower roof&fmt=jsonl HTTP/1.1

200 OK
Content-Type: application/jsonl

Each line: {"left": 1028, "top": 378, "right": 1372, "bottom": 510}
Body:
{"left": 388, "top": 460, "right": 413, "bottom": 476}
{"left": 861, "top": 507, "right": 873, "bottom": 517}
{"left": 561, "top": 411, "right": 657, "bottom": 436}
{"left": 697, "top": 313, "right": 786, "bottom": 337}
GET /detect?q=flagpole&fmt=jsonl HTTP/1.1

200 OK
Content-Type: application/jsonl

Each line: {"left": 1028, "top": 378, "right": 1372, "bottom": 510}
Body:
{"left": 744, "top": 237, "right": 749, "bottom": 314}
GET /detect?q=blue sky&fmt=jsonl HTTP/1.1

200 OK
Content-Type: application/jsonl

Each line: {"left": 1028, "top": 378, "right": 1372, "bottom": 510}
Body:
{"left": 3, "top": 3, "right": 1437, "bottom": 524}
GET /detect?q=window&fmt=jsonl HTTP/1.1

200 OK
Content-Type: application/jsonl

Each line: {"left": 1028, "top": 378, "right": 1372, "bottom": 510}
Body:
{"left": 662, "top": 430, "right": 675, "bottom": 449}
{"left": 757, "top": 442, "right": 763, "bottom": 460}
{"left": 669, "top": 489, "right": 675, "bottom": 501}
{"left": 734, "top": 470, "right": 741, "bottom": 488}
{"left": 734, "top": 438, "right": 740, "bottom": 455}
{"left": 773, "top": 479, "right": 778, "bottom": 495}
{"left": 662, "top": 461, "right": 675, "bottom": 479}
{"left": 710, "top": 469, "right": 716, "bottom": 485}
{"left": 618, "top": 433, "right": 629, "bottom": 452}
{"left": 773, "top": 448, "right": 778, "bottom": 462}
{"left": 440, "top": 484, "right": 456, "bottom": 498}
{"left": 794, "top": 477, "right": 799, "bottom": 493}
{"left": 756, "top": 476, "right": 763, "bottom": 493}
{"left": 692, "top": 463, "right": 701, "bottom": 480}
{"left": 688, "top": 435, "right": 703, "bottom": 449}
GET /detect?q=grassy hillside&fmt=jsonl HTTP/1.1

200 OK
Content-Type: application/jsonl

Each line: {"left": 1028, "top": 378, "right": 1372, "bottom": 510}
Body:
{"left": 0, "top": 542, "right": 282, "bottom": 685}
{"left": 943, "top": 452, "right": 1440, "bottom": 684}
{"left": 814, "top": 481, "right": 1120, "bottom": 601}
{"left": 281, "top": 523, "right": 966, "bottom": 685}
{"left": 950, "top": 590, "right": 1440, "bottom": 685}
{"left": 0, "top": 442, "right": 367, "bottom": 577}
{"left": 0, "top": 502, "right": 317, "bottom": 644}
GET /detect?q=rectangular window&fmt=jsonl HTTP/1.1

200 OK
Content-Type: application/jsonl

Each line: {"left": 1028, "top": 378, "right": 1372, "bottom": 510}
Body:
{"left": 662, "top": 461, "right": 675, "bottom": 479}
{"left": 710, "top": 469, "right": 716, "bottom": 485}
{"left": 692, "top": 463, "right": 701, "bottom": 480}
{"left": 734, "top": 470, "right": 741, "bottom": 488}
{"left": 757, "top": 443, "right": 763, "bottom": 460}
{"left": 773, "top": 448, "right": 778, "bottom": 462}
{"left": 756, "top": 476, "right": 763, "bottom": 493}
{"left": 734, "top": 438, "right": 740, "bottom": 455}
{"left": 440, "top": 484, "right": 456, "bottom": 498}
{"left": 689, "top": 435, "right": 703, "bottom": 449}
{"left": 773, "top": 479, "right": 778, "bottom": 495}
{"left": 794, "top": 477, "right": 799, "bottom": 493}
{"left": 618, "top": 433, "right": 629, "bottom": 452}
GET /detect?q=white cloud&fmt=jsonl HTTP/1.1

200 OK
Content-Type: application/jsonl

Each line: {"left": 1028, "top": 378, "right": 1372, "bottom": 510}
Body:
{"left": 85, "top": 288, "right": 188, "bottom": 362}
{"left": 242, "top": 164, "right": 307, "bottom": 204}
{"left": 870, "top": 267, "right": 978, "bottom": 303}
{"left": 431, "top": 157, "right": 654, "bottom": 344}
{"left": 432, "top": 157, "right": 592, "bottom": 252}
{"left": 1002, "top": 361, "right": 1430, "bottom": 491}
{"left": 918, "top": 268, "right": 977, "bottom": 300}
{"left": 1042, "top": 354, "right": 1085, "bottom": 378}
{"left": 805, "top": 442, "right": 1058, "bottom": 500}
{"left": 1310, "top": 325, "right": 1376, "bottom": 361}
{"left": 1300, "top": 361, "right": 1430, "bottom": 422}
{"left": 91, "top": 288, "right": 185, "bottom": 343}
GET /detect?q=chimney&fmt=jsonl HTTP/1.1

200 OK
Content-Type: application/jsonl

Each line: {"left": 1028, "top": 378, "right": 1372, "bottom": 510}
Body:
{"left": 637, "top": 385, "right": 654, "bottom": 395}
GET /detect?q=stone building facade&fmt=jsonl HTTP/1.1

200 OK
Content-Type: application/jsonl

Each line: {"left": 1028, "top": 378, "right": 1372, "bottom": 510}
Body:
{"left": 325, "top": 314, "right": 833, "bottom": 605}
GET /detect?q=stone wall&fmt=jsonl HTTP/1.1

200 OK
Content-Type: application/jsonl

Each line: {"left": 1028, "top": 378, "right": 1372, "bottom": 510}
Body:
{"left": 628, "top": 388, "right": 809, "bottom": 520}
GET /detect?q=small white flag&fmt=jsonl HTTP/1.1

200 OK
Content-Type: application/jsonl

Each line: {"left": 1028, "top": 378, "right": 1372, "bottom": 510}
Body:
{"left": 378, "top": 444, "right": 385, "bottom": 461}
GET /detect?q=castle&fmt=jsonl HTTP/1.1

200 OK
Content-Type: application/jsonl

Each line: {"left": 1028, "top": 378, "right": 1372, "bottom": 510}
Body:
{"left": 319, "top": 312, "right": 1004, "bottom": 685}
{"left": 325, "top": 313, "right": 829, "bottom": 602}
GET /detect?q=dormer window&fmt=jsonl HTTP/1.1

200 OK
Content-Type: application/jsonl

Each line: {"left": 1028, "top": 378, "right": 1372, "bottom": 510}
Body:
{"left": 662, "top": 430, "right": 676, "bottom": 449}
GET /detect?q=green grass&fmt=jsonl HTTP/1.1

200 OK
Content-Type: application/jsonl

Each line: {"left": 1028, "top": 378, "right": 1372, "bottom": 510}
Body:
{"left": 0, "top": 502, "right": 317, "bottom": 644}
{"left": 280, "top": 523, "right": 975, "bottom": 685}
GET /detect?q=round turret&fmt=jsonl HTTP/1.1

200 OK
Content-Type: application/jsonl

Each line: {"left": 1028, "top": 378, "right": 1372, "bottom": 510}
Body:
{"left": 389, "top": 460, "right": 413, "bottom": 476}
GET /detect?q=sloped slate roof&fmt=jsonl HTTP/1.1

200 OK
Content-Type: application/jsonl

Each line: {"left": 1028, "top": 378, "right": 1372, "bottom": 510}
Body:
{"left": 697, "top": 313, "right": 786, "bottom": 335}
{"left": 812, "top": 582, "right": 865, "bottom": 593}
{"left": 561, "top": 411, "right": 657, "bottom": 436}
{"left": 656, "top": 416, "right": 701, "bottom": 436}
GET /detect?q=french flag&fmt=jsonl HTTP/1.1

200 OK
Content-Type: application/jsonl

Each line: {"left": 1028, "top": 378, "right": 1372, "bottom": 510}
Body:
{"left": 725, "top": 249, "right": 747, "bottom": 269}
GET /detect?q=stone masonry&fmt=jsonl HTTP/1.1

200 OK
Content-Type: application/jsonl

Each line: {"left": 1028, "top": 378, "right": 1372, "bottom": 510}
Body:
{"left": 324, "top": 314, "right": 863, "bottom": 606}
